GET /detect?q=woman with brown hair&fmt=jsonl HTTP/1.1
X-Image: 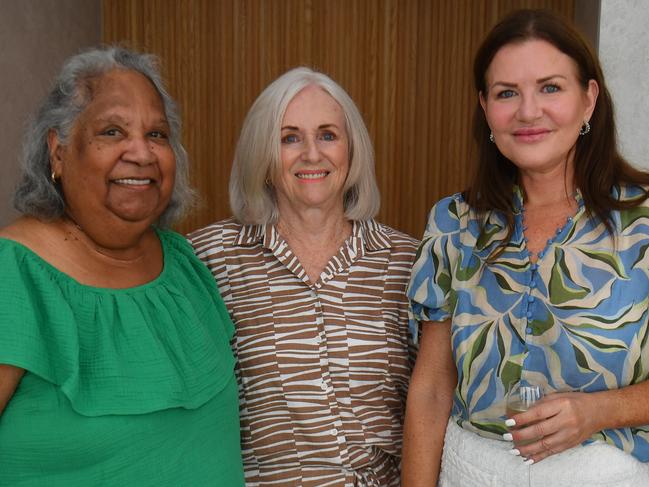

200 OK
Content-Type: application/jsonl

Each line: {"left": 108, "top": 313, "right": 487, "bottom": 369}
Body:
{"left": 403, "top": 9, "right": 649, "bottom": 486}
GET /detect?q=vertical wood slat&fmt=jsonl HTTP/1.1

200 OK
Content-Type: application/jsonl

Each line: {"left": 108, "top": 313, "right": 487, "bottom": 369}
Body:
{"left": 102, "top": 0, "right": 575, "bottom": 237}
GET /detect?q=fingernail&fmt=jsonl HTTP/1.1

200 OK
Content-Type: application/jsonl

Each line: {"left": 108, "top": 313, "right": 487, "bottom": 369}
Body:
{"left": 508, "top": 448, "right": 520, "bottom": 456}
{"left": 505, "top": 418, "right": 516, "bottom": 427}
{"left": 503, "top": 433, "right": 513, "bottom": 441}
{"left": 524, "top": 458, "right": 535, "bottom": 465}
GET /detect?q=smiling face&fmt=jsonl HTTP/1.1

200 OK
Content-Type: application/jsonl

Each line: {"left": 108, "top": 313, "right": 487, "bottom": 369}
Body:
{"left": 274, "top": 85, "right": 349, "bottom": 216}
{"left": 480, "top": 39, "right": 598, "bottom": 178}
{"left": 49, "top": 69, "right": 175, "bottom": 233}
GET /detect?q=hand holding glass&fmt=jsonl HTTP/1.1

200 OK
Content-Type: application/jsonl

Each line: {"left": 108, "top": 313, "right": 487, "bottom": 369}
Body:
{"left": 506, "top": 381, "right": 544, "bottom": 446}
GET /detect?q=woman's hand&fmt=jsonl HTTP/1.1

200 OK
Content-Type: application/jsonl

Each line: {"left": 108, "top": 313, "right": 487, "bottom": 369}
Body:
{"left": 505, "top": 391, "right": 602, "bottom": 464}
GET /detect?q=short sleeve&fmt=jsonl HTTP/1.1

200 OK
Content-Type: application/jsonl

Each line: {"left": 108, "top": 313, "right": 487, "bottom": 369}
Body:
{"left": 407, "top": 195, "right": 465, "bottom": 340}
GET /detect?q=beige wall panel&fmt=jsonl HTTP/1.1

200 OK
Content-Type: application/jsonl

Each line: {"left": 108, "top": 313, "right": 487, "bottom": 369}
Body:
{"left": 0, "top": 0, "right": 100, "bottom": 226}
{"left": 103, "top": 0, "right": 574, "bottom": 237}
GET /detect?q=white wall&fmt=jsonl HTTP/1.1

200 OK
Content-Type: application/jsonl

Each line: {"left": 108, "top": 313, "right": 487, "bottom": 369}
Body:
{"left": 0, "top": 0, "right": 100, "bottom": 226}
{"left": 599, "top": 0, "right": 649, "bottom": 169}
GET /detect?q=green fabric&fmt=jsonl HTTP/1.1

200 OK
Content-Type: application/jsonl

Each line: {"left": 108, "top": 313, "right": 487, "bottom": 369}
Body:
{"left": 0, "top": 229, "right": 244, "bottom": 486}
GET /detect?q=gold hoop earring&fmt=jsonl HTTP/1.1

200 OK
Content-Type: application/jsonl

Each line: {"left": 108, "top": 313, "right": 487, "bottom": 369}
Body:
{"left": 51, "top": 171, "right": 59, "bottom": 184}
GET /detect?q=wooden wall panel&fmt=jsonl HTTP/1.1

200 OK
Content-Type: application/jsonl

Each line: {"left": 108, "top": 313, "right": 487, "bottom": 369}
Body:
{"left": 103, "top": 0, "right": 575, "bottom": 237}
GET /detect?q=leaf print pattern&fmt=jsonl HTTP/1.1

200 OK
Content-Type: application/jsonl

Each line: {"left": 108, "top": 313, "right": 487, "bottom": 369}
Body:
{"left": 407, "top": 185, "right": 649, "bottom": 461}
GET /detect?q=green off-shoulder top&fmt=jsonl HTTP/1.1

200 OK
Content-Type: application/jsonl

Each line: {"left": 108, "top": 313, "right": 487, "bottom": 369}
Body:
{"left": 0, "top": 229, "right": 244, "bottom": 486}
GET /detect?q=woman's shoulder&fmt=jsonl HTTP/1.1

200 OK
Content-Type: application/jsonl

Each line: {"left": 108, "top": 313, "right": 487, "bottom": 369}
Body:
{"left": 615, "top": 183, "right": 649, "bottom": 204}
{"left": 366, "top": 220, "right": 420, "bottom": 251}
{"left": 0, "top": 216, "right": 53, "bottom": 252}
{"left": 187, "top": 217, "right": 248, "bottom": 250}
{"left": 424, "top": 192, "right": 474, "bottom": 236}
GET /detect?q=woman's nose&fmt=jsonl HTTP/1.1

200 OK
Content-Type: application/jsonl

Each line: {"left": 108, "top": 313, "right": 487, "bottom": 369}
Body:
{"left": 301, "top": 137, "right": 322, "bottom": 163}
{"left": 516, "top": 93, "right": 543, "bottom": 122}
{"left": 124, "top": 136, "right": 157, "bottom": 165}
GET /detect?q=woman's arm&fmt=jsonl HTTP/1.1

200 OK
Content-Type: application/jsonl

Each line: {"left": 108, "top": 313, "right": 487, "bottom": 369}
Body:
{"left": 401, "top": 320, "right": 456, "bottom": 486}
{"left": 0, "top": 364, "right": 24, "bottom": 415}
{"left": 510, "top": 380, "right": 649, "bottom": 463}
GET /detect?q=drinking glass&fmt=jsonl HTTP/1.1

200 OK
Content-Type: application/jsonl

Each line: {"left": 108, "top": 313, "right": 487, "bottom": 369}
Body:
{"left": 505, "top": 381, "right": 544, "bottom": 446}
{"left": 506, "top": 381, "right": 544, "bottom": 486}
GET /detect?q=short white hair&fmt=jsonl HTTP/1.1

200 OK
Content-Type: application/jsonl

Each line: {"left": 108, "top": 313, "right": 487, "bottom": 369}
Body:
{"left": 229, "top": 67, "right": 380, "bottom": 224}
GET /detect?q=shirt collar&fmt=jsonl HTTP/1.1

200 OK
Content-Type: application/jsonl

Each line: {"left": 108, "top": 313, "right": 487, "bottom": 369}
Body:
{"left": 232, "top": 219, "right": 393, "bottom": 251}
{"left": 512, "top": 184, "right": 583, "bottom": 214}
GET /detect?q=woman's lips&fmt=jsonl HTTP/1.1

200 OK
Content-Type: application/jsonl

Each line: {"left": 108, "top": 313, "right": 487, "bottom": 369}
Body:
{"left": 295, "top": 170, "right": 329, "bottom": 181}
{"left": 512, "top": 128, "right": 551, "bottom": 142}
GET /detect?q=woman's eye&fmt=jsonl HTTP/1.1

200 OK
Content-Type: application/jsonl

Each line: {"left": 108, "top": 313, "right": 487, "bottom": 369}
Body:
{"left": 542, "top": 84, "right": 560, "bottom": 94}
{"left": 321, "top": 132, "right": 336, "bottom": 142}
{"left": 281, "top": 134, "right": 299, "bottom": 144}
{"left": 496, "top": 89, "right": 516, "bottom": 99}
{"left": 102, "top": 128, "right": 121, "bottom": 136}
{"left": 149, "top": 131, "right": 168, "bottom": 139}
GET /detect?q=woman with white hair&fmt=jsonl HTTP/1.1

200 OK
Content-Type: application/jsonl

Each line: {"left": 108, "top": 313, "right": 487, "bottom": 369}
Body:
{"left": 189, "top": 67, "right": 418, "bottom": 485}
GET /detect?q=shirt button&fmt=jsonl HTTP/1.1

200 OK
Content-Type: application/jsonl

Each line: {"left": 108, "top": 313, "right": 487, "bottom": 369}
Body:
{"left": 526, "top": 311, "right": 532, "bottom": 319}
{"left": 530, "top": 280, "right": 536, "bottom": 288}
{"left": 526, "top": 327, "right": 533, "bottom": 334}
{"left": 320, "top": 381, "right": 328, "bottom": 391}
{"left": 331, "top": 428, "right": 338, "bottom": 436}
{"left": 527, "top": 295, "right": 535, "bottom": 303}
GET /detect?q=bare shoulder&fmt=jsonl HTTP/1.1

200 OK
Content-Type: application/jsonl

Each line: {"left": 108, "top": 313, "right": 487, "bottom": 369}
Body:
{"left": 0, "top": 217, "right": 51, "bottom": 247}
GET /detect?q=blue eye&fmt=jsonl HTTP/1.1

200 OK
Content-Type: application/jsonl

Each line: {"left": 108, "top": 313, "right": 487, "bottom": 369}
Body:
{"left": 497, "top": 89, "right": 516, "bottom": 99}
{"left": 321, "top": 132, "right": 336, "bottom": 141}
{"left": 281, "top": 134, "right": 299, "bottom": 144}
{"left": 542, "top": 84, "right": 560, "bottom": 94}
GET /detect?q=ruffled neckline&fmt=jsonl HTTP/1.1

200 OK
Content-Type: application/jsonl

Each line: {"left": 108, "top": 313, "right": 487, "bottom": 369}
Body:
{"left": 0, "top": 229, "right": 235, "bottom": 416}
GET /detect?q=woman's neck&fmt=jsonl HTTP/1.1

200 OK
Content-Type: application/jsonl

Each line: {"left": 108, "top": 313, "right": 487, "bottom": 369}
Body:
{"left": 60, "top": 216, "right": 151, "bottom": 266}
{"left": 275, "top": 200, "right": 350, "bottom": 243}
{"left": 519, "top": 164, "right": 576, "bottom": 210}
{"left": 275, "top": 204, "right": 352, "bottom": 283}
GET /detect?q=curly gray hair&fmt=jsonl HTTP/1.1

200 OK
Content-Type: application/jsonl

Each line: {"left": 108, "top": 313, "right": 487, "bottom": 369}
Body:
{"left": 13, "top": 46, "right": 194, "bottom": 227}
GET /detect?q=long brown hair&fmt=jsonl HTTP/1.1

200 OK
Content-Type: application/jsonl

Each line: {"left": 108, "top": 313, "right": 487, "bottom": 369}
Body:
{"left": 466, "top": 9, "right": 649, "bottom": 240}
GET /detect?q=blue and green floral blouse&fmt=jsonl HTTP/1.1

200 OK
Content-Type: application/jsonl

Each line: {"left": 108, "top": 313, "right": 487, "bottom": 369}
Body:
{"left": 408, "top": 185, "right": 649, "bottom": 462}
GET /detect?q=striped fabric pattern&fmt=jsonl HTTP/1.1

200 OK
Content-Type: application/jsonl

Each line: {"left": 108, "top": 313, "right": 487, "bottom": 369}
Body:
{"left": 189, "top": 218, "right": 418, "bottom": 486}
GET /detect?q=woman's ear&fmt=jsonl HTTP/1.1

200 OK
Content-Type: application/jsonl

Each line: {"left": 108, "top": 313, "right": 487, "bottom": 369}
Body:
{"left": 47, "top": 129, "right": 64, "bottom": 176}
{"left": 584, "top": 79, "right": 599, "bottom": 122}
{"left": 479, "top": 91, "right": 488, "bottom": 114}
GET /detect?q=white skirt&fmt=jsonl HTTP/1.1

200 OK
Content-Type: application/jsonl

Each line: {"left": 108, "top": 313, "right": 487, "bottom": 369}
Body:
{"left": 439, "top": 418, "right": 649, "bottom": 487}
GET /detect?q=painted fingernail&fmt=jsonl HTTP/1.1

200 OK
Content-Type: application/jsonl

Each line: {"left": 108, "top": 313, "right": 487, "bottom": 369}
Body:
{"left": 505, "top": 418, "right": 516, "bottom": 427}
{"left": 508, "top": 448, "right": 520, "bottom": 456}
{"left": 502, "top": 433, "right": 513, "bottom": 441}
{"left": 524, "top": 458, "right": 535, "bottom": 465}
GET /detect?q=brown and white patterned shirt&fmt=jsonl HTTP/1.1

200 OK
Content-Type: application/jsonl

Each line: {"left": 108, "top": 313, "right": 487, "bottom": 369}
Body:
{"left": 189, "top": 218, "right": 418, "bottom": 486}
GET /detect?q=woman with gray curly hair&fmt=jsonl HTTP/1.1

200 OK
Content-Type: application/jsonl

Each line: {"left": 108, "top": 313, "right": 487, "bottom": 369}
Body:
{"left": 0, "top": 46, "right": 243, "bottom": 485}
